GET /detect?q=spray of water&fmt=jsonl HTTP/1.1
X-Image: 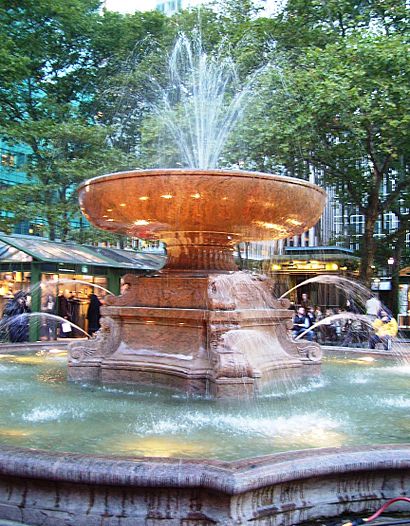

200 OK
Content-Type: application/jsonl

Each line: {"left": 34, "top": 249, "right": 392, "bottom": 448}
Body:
{"left": 40, "top": 279, "right": 114, "bottom": 296}
{"left": 0, "top": 313, "right": 90, "bottom": 339}
{"left": 280, "top": 275, "right": 373, "bottom": 302}
{"left": 152, "top": 33, "right": 259, "bottom": 169}
{"left": 295, "top": 313, "right": 373, "bottom": 341}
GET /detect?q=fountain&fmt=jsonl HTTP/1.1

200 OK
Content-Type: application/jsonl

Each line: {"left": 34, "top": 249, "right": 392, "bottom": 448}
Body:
{"left": 68, "top": 35, "right": 327, "bottom": 396}
{"left": 68, "top": 168, "right": 326, "bottom": 396}
{"left": 0, "top": 34, "right": 408, "bottom": 526}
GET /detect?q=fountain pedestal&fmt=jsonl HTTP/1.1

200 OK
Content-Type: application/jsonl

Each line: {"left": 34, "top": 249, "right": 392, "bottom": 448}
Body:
{"left": 69, "top": 169, "right": 325, "bottom": 397}
{"left": 68, "top": 271, "right": 322, "bottom": 397}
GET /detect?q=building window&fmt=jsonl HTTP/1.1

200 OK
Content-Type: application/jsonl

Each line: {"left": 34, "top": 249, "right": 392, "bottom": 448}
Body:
{"left": 349, "top": 214, "right": 364, "bottom": 235}
{"left": 1, "top": 152, "right": 16, "bottom": 168}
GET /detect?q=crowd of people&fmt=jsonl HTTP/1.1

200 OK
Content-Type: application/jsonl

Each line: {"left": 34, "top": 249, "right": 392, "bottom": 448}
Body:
{"left": 0, "top": 286, "right": 400, "bottom": 350}
{"left": 292, "top": 293, "right": 398, "bottom": 350}
{"left": 0, "top": 289, "right": 104, "bottom": 342}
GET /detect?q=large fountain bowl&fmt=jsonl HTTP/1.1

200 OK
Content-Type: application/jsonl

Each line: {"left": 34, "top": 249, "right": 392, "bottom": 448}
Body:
{"left": 79, "top": 169, "right": 326, "bottom": 244}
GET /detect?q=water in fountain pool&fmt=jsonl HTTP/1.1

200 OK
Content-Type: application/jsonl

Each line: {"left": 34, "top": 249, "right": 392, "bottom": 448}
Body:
{"left": 0, "top": 350, "right": 408, "bottom": 460}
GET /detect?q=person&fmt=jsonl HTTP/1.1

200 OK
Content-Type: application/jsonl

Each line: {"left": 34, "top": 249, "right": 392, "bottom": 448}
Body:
{"left": 68, "top": 291, "right": 81, "bottom": 337}
{"left": 306, "top": 306, "right": 317, "bottom": 340}
{"left": 300, "top": 293, "right": 312, "bottom": 311}
{"left": 346, "top": 297, "right": 360, "bottom": 314}
{"left": 323, "top": 308, "right": 337, "bottom": 342}
{"left": 86, "top": 293, "right": 102, "bottom": 336}
{"left": 365, "top": 295, "right": 382, "bottom": 319}
{"left": 314, "top": 306, "right": 325, "bottom": 343}
{"left": 1, "top": 291, "right": 31, "bottom": 343}
{"left": 41, "top": 293, "right": 56, "bottom": 340}
{"left": 292, "top": 307, "right": 312, "bottom": 341}
{"left": 369, "top": 310, "right": 398, "bottom": 350}
{"left": 57, "top": 290, "right": 73, "bottom": 338}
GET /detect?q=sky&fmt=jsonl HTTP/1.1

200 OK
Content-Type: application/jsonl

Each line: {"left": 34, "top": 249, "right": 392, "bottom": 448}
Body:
{"left": 103, "top": 0, "right": 282, "bottom": 15}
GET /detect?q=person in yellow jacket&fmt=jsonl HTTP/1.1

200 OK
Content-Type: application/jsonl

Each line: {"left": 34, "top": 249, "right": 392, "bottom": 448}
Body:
{"left": 369, "top": 310, "right": 398, "bottom": 350}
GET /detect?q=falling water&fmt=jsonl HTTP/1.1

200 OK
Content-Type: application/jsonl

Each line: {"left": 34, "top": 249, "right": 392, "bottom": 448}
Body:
{"left": 0, "top": 313, "right": 90, "bottom": 340}
{"left": 152, "top": 33, "right": 257, "bottom": 169}
{"left": 295, "top": 313, "right": 373, "bottom": 341}
{"left": 34, "top": 279, "right": 114, "bottom": 296}
{"left": 280, "top": 275, "right": 373, "bottom": 304}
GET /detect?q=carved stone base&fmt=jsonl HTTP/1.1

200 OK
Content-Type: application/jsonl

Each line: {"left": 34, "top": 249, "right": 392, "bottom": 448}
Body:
{"left": 68, "top": 272, "right": 322, "bottom": 397}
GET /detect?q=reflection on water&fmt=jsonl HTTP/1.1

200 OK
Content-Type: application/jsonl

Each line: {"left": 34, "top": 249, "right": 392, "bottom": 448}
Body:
{"left": 115, "top": 437, "right": 212, "bottom": 458}
{"left": 0, "top": 350, "right": 408, "bottom": 460}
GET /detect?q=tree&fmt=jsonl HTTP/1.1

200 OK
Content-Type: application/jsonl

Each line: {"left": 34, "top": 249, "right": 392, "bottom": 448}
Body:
{"left": 233, "top": 1, "right": 410, "bottom": 285}
{"left": 0, "top": 1, "right": 163, "bottom": 240}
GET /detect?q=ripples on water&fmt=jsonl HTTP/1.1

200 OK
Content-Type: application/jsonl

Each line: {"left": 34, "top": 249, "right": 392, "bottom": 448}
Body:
{"left": 0, "top": 350, "right": 408, "bottom": 459}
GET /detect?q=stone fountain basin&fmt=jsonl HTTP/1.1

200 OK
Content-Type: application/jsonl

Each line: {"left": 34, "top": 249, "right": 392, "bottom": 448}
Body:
{"left": 78, "top": 169, "right": 326, "bottom": 243}
{"left": 0, "top": 445, "right": 408, "bottom": 525}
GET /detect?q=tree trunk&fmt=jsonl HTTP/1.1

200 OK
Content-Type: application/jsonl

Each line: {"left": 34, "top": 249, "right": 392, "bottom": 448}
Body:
{"left": 48, "top": 221, "right": 56, "bottom": 241}
{"left": 359, "top": 166, "right": 383, "bottom": 285}
{"left": 359, "top": 212, "right": 378, "bottom": 285}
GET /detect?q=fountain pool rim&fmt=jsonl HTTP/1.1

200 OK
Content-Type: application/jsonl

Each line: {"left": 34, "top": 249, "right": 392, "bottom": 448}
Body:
{"left": 0, "top": 443, "right": 409, "bottom": 492}
{"left": 0, "top": 443, "right": 408, "bottom": 525}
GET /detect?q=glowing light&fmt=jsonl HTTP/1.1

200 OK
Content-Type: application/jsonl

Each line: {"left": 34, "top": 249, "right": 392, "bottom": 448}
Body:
{"left": 160, "top": 194, "right": 173, "bottom": 199}
{"left": 120, "top": 203, "right": 126, "bottom": 207}
{"left": 286, "top": 218, "right": 303, "bottom": 227}
{"left": 0, "top": 428, "right": 32, "bottom": 438}
{"left": 107, "top": 208, "right": 113, "bottom": 212}
{"left": 190, "top": 193, "right": 201, "bottom": 199}
{"left": 139, "top": 196, "right": 149, "bottom": 201}
{"left": 145, "top": 320, "right": 155, "bottom": 324}
{"left": 134, "top": 220, "right": 150, "bottom": 226}
{"left": 271, "top": 264, "right": 282, "bottom": 271}
{"left": 254, "top": 221, "right": 287, "bottom": 234}
{"left": 107, "top": 219, "right": 115, "bottom": 222}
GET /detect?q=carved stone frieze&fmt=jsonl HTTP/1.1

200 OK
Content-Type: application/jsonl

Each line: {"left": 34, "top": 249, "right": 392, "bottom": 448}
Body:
{"left": 208, "top": 322, "right": 254, "bottom": 380}
{"left": 295, "top": 341, "right": 323, "bottom": 363}
{"left": 68, "top": 316, "right": 121, "bottom": 364}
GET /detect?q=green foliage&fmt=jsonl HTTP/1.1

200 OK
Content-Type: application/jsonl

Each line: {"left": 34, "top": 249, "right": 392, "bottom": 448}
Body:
{"left": 0, "top": 0, "right": 164, "bottom": 240}
{"left": 0, "top": 0, "right": 408, "bottom": 282}
{"left": 232, "top": 1, "right": 410, "bottom": 282}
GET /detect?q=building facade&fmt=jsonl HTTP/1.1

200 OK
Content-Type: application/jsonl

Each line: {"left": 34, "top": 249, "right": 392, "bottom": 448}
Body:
{"left": 0, "top": 140, "right": 33, "bottom": 235}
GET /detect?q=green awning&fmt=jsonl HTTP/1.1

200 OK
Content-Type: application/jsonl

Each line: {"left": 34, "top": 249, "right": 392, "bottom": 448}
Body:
{"left": 0, "top": 234, "right": 165, "bottom": 271}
